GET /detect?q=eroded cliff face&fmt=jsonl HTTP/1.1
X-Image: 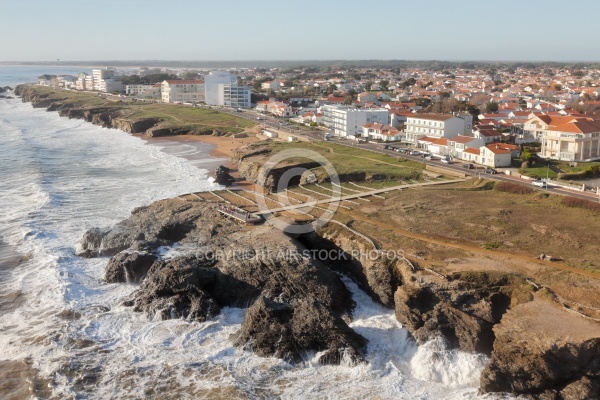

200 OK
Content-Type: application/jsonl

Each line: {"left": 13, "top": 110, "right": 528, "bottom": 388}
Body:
{"left": 14, "top": 85, "right": 231, "bottom": 137}
{"left": 480, "top": 300, "right": 600, "bottom": 399}
{"left": 299, "top": 222, "right": 600, "bottom": 398}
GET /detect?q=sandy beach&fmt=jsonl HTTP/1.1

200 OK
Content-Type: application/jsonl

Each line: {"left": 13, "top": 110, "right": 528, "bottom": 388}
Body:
{"left": 146, "top": 133, "right": 261, "bottom": 189}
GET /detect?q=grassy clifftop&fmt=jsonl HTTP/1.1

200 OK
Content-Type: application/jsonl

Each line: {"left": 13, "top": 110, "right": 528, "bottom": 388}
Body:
{"left": 15, "top": 85, "right": 256, "bottom": 136}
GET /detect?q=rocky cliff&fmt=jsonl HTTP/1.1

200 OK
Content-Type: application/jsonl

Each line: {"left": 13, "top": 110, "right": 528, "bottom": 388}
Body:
{"left": 78, "top": 198, "right": 366, "bottom": 364}
{"left": 480, "top": 300, "right": 600, "bottom": 399}
{"left": 77, "top": 194, "right": 600, "bottom": 396}
{"left": 14, "top": 85, "right": 237, "bottom": 137}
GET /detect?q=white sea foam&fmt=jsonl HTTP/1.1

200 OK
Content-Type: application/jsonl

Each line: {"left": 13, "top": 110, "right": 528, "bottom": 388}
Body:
{"left": 0, "top": 92, "right": 500, "bottom": 399}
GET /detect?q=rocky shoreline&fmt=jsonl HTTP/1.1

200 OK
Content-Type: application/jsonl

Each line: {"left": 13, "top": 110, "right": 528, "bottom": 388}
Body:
{"left": 77, "top": 197, "right": 599, "bottom": 399}
{"left": 13, "top": 84, "right": 600, "bottom": 398}
{"left": 14, "top": 84, "right": 241, "bottom": 137}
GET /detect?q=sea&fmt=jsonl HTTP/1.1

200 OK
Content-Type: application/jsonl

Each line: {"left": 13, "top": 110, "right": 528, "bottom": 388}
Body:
{"left": 0, "top": 66, "right": 494, "bottom": 399}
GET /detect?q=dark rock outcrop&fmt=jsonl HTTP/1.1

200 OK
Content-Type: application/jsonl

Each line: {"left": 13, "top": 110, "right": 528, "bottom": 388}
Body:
{"left": 104, "top": 251, "right": 158, "bottom": 283}
{"left": 234, "top": 296, "right": 367, "bottom": 364}
{"left": 79, "top": 198, "right": 365, "bottom": 363}
{"left": 302, "top": 224, "right": 400, "bottom": 308}
{"left": 393, "top": 272, "right": 514, "bottom": 355}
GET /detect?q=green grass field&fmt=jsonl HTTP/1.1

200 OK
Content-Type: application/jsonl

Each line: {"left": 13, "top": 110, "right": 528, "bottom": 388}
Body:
{"left": 246, "top": 140, "right": 426, "bottom": 180}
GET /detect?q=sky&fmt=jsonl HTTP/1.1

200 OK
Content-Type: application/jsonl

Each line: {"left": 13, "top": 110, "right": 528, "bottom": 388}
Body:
{"left": 1, "top": 0, "right": 599, "bottom": 62}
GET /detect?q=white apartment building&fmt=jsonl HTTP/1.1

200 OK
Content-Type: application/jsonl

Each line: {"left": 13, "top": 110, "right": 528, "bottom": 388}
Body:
{"left": 219, "top": 83, "right": 251, "bottom": 108}
{"left": 322, "top": 105, "right": 389, "bottom": 137}
{"left": 204, "top": 71, "right": 236, "bottom": 105}
{"left": 92, "top": 68, "right": 117, "bottom": 92}
{"left": 203, "top": 71, "right": 251, "bottom": 108}
{"left": 125, "top": 84, "right": 161, "bottom": 100}
{"left": 75, "top": 73, "right": 91, "bottom": 91}
{"left": 161, "top": 80, "right": 205, "bottom": 103}
{"left": 97, "top": 79, "right": 123, "bottom": 94}
{"left": 404, "top": 113, "right": 473, "bottom": 144}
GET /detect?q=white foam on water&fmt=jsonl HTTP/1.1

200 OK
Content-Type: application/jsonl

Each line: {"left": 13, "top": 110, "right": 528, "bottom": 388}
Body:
{"left": 0, "top": 94, "right": 503, "bottom": 399}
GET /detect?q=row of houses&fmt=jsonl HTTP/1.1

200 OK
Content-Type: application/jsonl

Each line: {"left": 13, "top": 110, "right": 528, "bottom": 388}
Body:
{"left": 39, "top": 69, "right": 252, "bottom": 109}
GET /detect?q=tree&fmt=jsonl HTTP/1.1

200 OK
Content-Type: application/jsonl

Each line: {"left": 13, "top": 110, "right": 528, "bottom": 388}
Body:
{"left": 379, "top": 80, "right": 389, "bottom": 90}
{"left": 344, "top": 94, "right": 354, "bottom": 105}
{"left": 485, "top": 101, "right": 499, "bottom": 113}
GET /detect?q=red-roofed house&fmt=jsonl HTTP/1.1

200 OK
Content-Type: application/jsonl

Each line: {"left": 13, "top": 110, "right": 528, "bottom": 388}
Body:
{"left": 538, "top": 117, "right": 600, "bottom": 161}
{"left": 474, "top": 128, "right": 503, "bottom": 144}
{"left": 362, "top": 123, "right": 401, "bottom": 142}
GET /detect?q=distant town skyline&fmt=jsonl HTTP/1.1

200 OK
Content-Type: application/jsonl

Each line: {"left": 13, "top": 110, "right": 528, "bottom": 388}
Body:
{"left": 2, "top": 0, "right": 600, "bottom": 62}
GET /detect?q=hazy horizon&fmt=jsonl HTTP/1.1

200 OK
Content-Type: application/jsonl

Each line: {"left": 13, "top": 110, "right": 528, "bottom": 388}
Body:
{"left": 2, "top": 0, "right": 599, "bottom": 63}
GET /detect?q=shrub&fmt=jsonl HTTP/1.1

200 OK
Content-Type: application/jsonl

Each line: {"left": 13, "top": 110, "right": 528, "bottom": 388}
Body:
{"left": 561, "top": 196, "right": 600, "bottom": 213}
{"left": 494, "top": 182, "right": 534, "bottom": 195}
{"left": 482, "top": 241, "right": 503, "bottom": 250}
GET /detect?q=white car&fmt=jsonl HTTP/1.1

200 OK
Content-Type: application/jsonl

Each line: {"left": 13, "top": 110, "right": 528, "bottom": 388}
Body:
{"left": 532, "top": 180, "right": 547, "bottom": 188}
{"left": 441, "top": 158, "right": 450, "bottom": 164}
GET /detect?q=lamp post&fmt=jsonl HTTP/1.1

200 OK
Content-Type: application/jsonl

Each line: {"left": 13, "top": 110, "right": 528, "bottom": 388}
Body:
{"left": 546, "top": 163, "right": 549, "bottom": 191}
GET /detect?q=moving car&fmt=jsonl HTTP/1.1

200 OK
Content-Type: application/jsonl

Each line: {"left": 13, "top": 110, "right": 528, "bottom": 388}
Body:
{"left": 462, "top": 163, "right": 474, "bottom": 169}
{"left": 440, "top": 158, "right": 450, "bottom": 164}
{"left": 409, "top": 150, "right": 421, "bottom": 156}
{"left": 532, "top": 180, "right": 547, "bottom": 188}
{"left": 485, "top": 168, "right": 497, "bottom": 174}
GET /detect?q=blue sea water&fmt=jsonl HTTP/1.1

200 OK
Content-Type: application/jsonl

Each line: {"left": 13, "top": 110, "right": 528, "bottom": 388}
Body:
{"left": 0, "top": 66, "right": 491, "bottom": 399}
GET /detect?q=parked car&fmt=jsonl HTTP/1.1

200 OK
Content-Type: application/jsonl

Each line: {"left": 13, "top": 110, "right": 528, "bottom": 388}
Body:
{"left": 532, "top": 180, "right": 547, "bottom": 188}
{"left": 409, "top": 150, "right": 420, "bottom": 156}
{"left": 462, "top": 163, "right": 474, "bottom": 169}
{"left": 485, "top": 168, "right": 498, "bottom": 174}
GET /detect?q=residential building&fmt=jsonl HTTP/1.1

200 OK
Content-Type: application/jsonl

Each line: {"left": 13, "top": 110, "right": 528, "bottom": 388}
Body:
{"left": 461, "top": 143, "right": 520, "bottom": 168}
{"left": 473, "top": 128, "right": 503, "bottom": 144}
{"left": 161, "top": 80, "right": 205, "bottom": 103}
{"left": 219, "top": 83, "right": 251, "bottom": 109}
{"left": 362, "top": 123, "right": 401, "bottom": 142}
{"left": 322, "top": 105, "right": 389, "bottom": 137}
{"left": 204, "top": 71, "right": 251, "bottom": 108}
{"left": 404, "top": 113, "right": 473, "bottom": 144}
{"left": 92, "top": 68, "right": 119, "bottom": 92}
{"left": 204, "top": 71, "right": 236, "bottom": 105}
{"left": 75, "top": 73, "right": 91, "bottom": 91}
{"left": 97, "top": 79, "right": 123, "bottom": 94}
{"left": 125, "top": 84, "right": 161, "bottom": 100}
{"left": 448, "top": 135, "right": 484, "bottom": 159}
{"left": 538, "top": 117, "right": 600, "bottom": 161}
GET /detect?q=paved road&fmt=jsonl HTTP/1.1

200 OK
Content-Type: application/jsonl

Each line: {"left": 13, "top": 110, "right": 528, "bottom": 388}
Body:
{"left": 303, "top": 133, "right": 600, "bottom": 203}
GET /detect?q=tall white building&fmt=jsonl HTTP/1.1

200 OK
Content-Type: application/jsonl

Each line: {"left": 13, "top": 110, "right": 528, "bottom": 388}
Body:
{"left": 204, "top": 71, "right": 250, "bottom": 108}
{"left": 92, "top": 68, "right": 118, "bottom": 92}
{"left": 161, "top": 80, "right": 205, "bottom": 103}
{"left": 204, "top": 71, "right": 237, "bottom": 105}
{"left": 322, "top": 105, "right": 389, "bottom": 137}
{"left": 219, "top": 83, "right": 251, "bottom": 108}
